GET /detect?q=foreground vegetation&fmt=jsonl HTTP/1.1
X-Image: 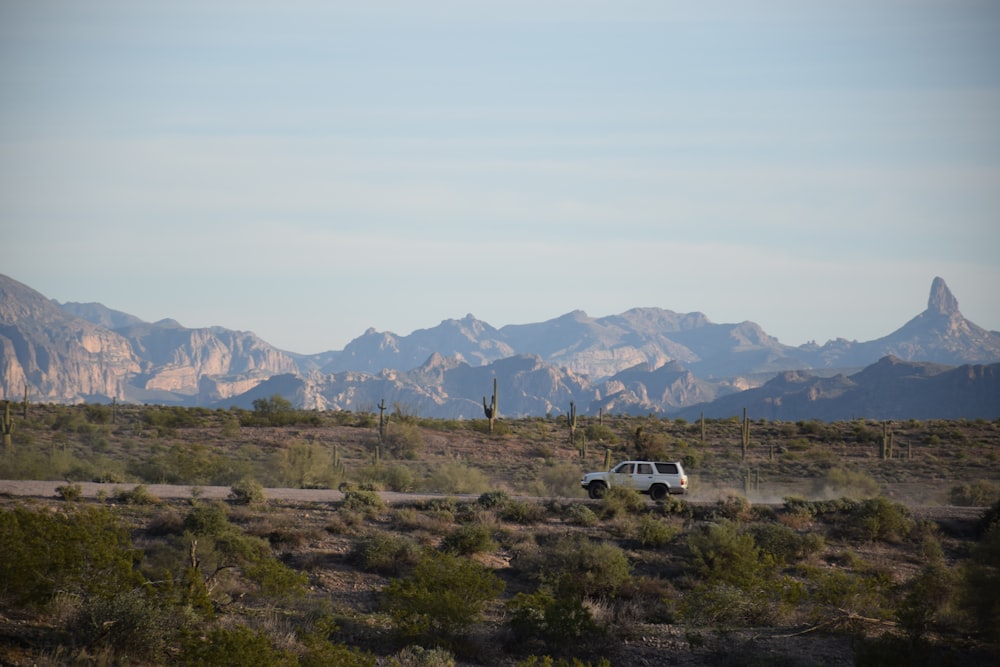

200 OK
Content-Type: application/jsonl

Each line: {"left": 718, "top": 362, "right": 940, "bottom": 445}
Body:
{"left": 1, "top": 401, "right": 999, "bottom": 665}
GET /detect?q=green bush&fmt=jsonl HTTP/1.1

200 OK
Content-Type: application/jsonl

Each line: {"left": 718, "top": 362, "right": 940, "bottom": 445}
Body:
{"left": 184, "top": 502, "right": 230, "bottom": 536}
{"left": 507, "top": 586, "right": 602, "bottom": 651}
{"left": 179, "top": 624, "right": 294, "bottom": 666}
{"left": 423, "top": 462, "right": 492, "bottom": 495}
{"left": 0, "top": 506, "right": 142, "bottom": 607}
{"left": 70, "top": 588, "right": 184, "bottom": 663}
{"left": 56, "top": 482, "right": 83, "bottom": 501}
{"left": 440, "top": 522, "right": 496, "bottom": 556}
{"left": 684, "top": 521, "right": 771, "bottom": 588}
{"left": 635, "top": 515, "right": 679, "bottom": 548}
{"left": 959, "top": 522, "right": 1000, "bottom": 640}
{"left": 748, "top": 522, "right": 823, "bottom": 565}
{"left": 599, "top": 486, "right": 644, "bottom": 518}
{"left": 518, "top": 534, "right": 631, "bottom": 597}
{"left": 229, "top": 477, "right": 266, "bottom": 505}
{"left": 516, "top": 658, "right": 610, "bottom": 667}
{"left": 847, "top": 497, "right": 913, "bottom": 542}
{"left": 500, "top": 499, "right": 547, "bottom": 524}
{"left": 584, "top": 423, "right": 617, "bottom": 444}
{"left": 948, "top": 480, "right": 1000, "bottom": 507}
{"left": 563, "top": 503, "right": 598, "bottom": 526}
{"left": 343, "top": 488, "right": 386, "bottom": 514}
{"left": 478, "top": 489, "right": 511, "bottom": 510}
{"left": 113, "top": 483, "right": 161, "bottom": 505}
{"left": 350, "top": 532, "right": 422, "bottom": 575}
{"left": 382, "top": 551, "right": 505, "bottom": 644}
{"left": 384, "top": 422, "right": 426, "bottom": 459}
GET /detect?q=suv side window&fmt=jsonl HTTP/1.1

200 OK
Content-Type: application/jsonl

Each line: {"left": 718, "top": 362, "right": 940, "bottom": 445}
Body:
{"left": 636, "top": 463, "right": 653, "bottom": 475}
{"left": 613, "top": 462, "right": 634, "bottom": 474}
{"left": 655, "top": 462, "right": 678, "bottom": 474}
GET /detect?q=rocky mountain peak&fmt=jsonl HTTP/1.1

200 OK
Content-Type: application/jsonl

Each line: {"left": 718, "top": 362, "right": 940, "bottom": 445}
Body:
{"left": 928, "top": 276, "right": 959, "bottom": 316}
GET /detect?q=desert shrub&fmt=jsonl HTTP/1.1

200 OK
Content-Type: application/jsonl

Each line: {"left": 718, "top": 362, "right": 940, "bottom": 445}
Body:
{"left": 384, "top": 422, "right": 425, "bottom": 459}
{"left": 846, "top": 497, "right": 913, "bottom": 542}
{"left": 184, "top": 502, "right": 230, "bottom": 536}
{"left": 748, "top": 522, "right": 823, "bottom": 565}
{"left": 806, "top": 567, "right": 893, "bottom": 619}
{"left": 678, "top": 582, "right": 758, "bottom": 626}
{"left": 343, "top": 488, "right": 386, "bottom": 514}
{"left": 684, "top": 521, "right": 771, "bottom": 589}
{"left": 229, "top": 477, "right": 266, "bottom": 505}
{"left": 584, "top": 423, "right": 617, "bottom": 444}
{"left": 710, "top": 493, "right": 753, "bottom": 522}
{"left": 69, "top": 588, "right": 184, "bottom": 663}
{"left": 440, "top": 522, "right": 496, "bottom": 556}
{"left": 0, "top": 506, "right": 142, "bottom": 608}
{"left": 563, "top": 503, "right": 598, "bottom": 526}
{"left": 350, "top": 532, "right": 422, "bottom": 575}
{"left": 959, "top": 522, "right": 1000, "bottom": 640}
{"left": 56, "top": 482, "right": 83, "bottom": 501}
{"left": 179, "top": 623, "right": 295, "bottom": 666}
{"left": 653, "top": 494, "right": 692, "bottom": 518}
{"left": 896, "top": 559, "right": 958, "bottom": 641}
{"left": 423, "top": 462, "right": 491, "bottom": 495}
{"left": 378, "top": 464, "right": 416, "bottom": 492}
{"left": 599, "top": 486, "right": 644, "bottom": 519}
{"left": 147, "top": 507, "right": 185, "bottom": 535}
{"left": 386, "top": 645, "right": 455, "bottom": 667}
{"left": 274, "top": 441, "right": 342, "bottom": 489}
{"left": 533, "top": 461, "right": 587, "bottom": 497}
{"left": 948, "top": 480, "right": 1000, "bottom": 507}
{"left": 635, "top": 515, "right": 679, "bottom": 548}
{"left": 478, "top": 489, "right": 510, "bottom": 509}
{"left": 518, "top": 534, "right": 631, "bottom": 597}
{"left": 113, "top": 483, "right": 161, "bottom": 505}
{"left": 382, "top": 551, "right": 505, "bottom": 644}
{"left": 516, "top": 658, "right": 610, "bottom": 667}
{"left": 507, "top": 586, "right": 602, "bottom": 652}
{"left": 501, "top": 499, "right": 547, "bottom": 524}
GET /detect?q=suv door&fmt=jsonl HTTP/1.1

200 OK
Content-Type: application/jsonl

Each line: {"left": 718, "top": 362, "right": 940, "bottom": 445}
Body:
{"left": 632, "top": 462, "right": 655, "bottom": 491}
{"left": 610, "top": 462, "right": 634, "bottom": 489}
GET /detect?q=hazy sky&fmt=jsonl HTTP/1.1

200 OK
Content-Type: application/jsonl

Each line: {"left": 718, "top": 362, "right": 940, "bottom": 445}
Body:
{"left": 3, "top": 1, "right": 999, "bottom": 354}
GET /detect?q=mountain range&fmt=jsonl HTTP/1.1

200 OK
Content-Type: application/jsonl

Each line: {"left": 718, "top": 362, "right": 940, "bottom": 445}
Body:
{"left": 0, "top": 273, "right": 997, "bottom": 420}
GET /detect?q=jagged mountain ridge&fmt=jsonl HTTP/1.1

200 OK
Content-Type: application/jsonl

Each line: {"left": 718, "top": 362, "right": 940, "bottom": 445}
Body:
{"left": 0, "top": 273, "right": 997, "bottom": 417}
{"left": 675, "top": 355, "right": 1000, "bottom": 422}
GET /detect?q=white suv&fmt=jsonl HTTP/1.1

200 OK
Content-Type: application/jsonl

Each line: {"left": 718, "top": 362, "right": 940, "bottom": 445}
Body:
{"left": 581, "top": 460, "right": 688, "bottom": 500}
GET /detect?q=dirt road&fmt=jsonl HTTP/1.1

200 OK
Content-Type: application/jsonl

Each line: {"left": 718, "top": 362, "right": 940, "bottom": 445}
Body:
{"left": 0, "top": 480, "right": 987, "bottom": 525}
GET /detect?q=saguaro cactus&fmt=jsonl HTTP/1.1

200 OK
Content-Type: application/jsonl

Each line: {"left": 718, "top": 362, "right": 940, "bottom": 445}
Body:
{"left": 880, "top": 421, "right": 895, "bottom": 460}
{"left": 483, "top": 378, "right": 498, "bottom": 435}
{"left": 567, "top": 401, "right": 578, "bottom": 445}
{"left": 740, "top": 408, "right": 750, "bottom": 461}
{"left": 377, "top": 398, "right": 388, "bottom": 444}
{"left": 2, "top": 400, "right": 13, "bottom": 450}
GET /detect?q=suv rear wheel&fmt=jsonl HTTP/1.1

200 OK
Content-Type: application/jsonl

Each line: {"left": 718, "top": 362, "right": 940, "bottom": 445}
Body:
{"left": 588, "top": 481, "right": 607, "bottom": 499}
{"left": 649, "top": 484, "right": 668, "bottom": 501}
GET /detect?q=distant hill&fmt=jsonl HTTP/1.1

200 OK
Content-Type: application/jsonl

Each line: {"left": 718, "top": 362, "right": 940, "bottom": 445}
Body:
{"left": 1, "top": 273, "right": 997, "bottom": 418}
{"left": 674, "top": 355, "right": 1000, "bottom": 422}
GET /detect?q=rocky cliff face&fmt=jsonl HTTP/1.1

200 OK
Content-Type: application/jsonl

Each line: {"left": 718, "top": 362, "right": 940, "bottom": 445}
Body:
{"left": 0, "top": 275, "right": 301, "bottom": 405}
{"left": 1, "top": 273, "right": 998, "bottom": 418}
{"left": 0, "top": 277, "right": 141, "bottom": 402}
